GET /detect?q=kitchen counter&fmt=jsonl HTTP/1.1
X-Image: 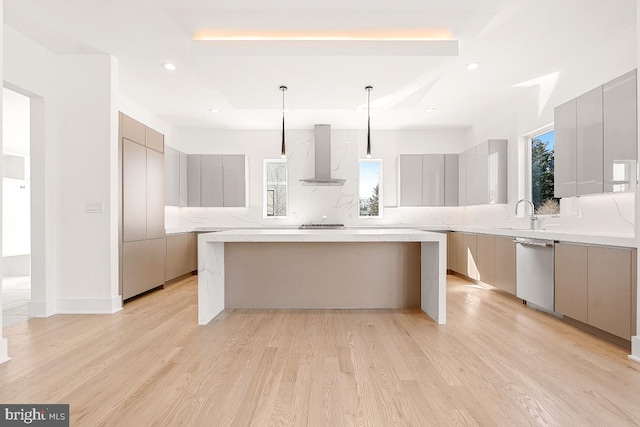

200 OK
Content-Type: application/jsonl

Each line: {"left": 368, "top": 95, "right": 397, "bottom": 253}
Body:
{"left": 197, "top": 229, "right": 447, "bottom": 326}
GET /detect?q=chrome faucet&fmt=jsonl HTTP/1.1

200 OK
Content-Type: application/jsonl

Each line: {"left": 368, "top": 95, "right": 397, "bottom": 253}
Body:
{"left": 515, "top": 199, "right": 539, "bottom": 229}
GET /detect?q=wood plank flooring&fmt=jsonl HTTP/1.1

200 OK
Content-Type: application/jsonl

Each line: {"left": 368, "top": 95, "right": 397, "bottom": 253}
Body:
{"left": 1, "top": 275, "right": 640, "bottom": 426}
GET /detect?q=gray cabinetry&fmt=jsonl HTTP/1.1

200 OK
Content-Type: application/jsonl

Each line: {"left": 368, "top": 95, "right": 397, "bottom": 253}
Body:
{"left": 222, "top": 155, "right": 246, "bottom": 207}
{"left": 493, "top": 236, "right": 516, "bottom": 294}
{"left": 488, "top": 139, "right": 508, "bottom": 204}
{"left": 123, "top": 138, "right": 147, "bottom": 242}
{"left": 201, "top": 155, "right": 224, "bottom": 207}
{"left": 120, "top": 113, "right": 146, "bottom": 145}
{"left": 165, "top": 232, "right": 197, "bottom": 282}
{"left": 400, "top": 155, "right": 423, "bottom": 206}
{"left": 604, "top": 70, "right": 637, "bottom": 192}
{"left": 476, "top": 234, "right": 495, "bottom": 285}
{"left": 145, "top": 127, "right": 164, "bottom": 153}
{"left": 187, "top": 155, "right": 202, "bottom": 207}
{"left": 576, "top": 87, "right": 604, "bottom": 195}
{"left": 458, "top": 150, "right": 466, "bottom": 206}
{"left": 122, "top": 237, "right": 166, "bottom": 300}
{"left": 400, "top": 153, "right": 457, "bottom": 207}
{"left": 458, "top": 140, "right": 507, "bottom": 206}
{"left": 444, "top": 154, "right": 459, "bottom": 206}
{"left": 164, "top": 146, "right": 180, "bottom": 207}
{"left": 554, "top": 99, "right": 577, "bottom": 197}
{"left": 146, "top": 148, "right": 165, "bottom": 239}
{"left": 179, "top": 152, "right": 188, "bottom": 207}
{"left": 554, "top": 242, "right": 588, "bottom": 323}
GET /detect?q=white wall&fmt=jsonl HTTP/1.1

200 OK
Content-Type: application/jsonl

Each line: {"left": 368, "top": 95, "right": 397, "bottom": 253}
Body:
{"left": 172, "top": 128, "right": 467, "bottom": 228}
{"left": 0, "top": 0, "right": 9, "bottom": 364}
{"left": 3, "top": 25, "right": 121, "bottom": 315}
{"left": 631, "top": 0, "right": 640, "bottom": 364}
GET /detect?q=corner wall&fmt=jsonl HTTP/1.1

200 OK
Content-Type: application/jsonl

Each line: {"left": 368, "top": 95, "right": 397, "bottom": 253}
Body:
{"left": 0, "top": 0, "right": 10, "bottom": 365}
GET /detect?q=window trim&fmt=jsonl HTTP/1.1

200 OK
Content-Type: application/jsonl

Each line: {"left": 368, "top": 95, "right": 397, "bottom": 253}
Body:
{"left": 263, "top": 158, "right": 288, "bottom": 219}
{"left": 358, "top": 158, "right": 383, "bottom": 219}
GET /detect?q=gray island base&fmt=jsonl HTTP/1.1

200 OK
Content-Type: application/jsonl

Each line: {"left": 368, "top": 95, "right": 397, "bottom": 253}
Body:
{"left": 198, "top": 229, "right": 447, "bottom": 325}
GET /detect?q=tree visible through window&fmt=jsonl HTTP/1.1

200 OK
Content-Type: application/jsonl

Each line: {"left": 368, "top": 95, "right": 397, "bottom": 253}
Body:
{"left": 359, "top": 160, "right": 382, "bottom": 218}
{"left": 531, "top": 130, "right": 559, "bottom": 214}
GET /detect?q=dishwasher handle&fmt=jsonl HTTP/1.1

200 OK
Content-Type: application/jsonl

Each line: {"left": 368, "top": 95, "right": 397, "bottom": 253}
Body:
{"left": 513, "top": 239, "right": 554, "bottom": 248}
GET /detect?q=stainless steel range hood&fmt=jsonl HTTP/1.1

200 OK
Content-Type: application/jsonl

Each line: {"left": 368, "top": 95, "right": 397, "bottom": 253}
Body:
{"left": 300, "top": 124, "right": 346, "bottom": 186}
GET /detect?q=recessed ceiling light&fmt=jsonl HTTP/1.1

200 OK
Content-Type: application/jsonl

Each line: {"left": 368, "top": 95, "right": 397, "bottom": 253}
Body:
{"left": 161, "top": 62, "right": 177, "bottom": 71}
{"left": 208, "top": 108, "right": 219, "bottom": 113}
{"left": 466, "top": 62, "right": 480, "bottom": 71}
{"left": 426, "top": 108, "right": 437, "bottom": 113}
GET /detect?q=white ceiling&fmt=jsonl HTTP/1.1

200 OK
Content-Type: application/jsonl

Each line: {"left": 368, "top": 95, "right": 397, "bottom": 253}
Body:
{"left": 3, "top": 0, "right": 637, "bottom": 130}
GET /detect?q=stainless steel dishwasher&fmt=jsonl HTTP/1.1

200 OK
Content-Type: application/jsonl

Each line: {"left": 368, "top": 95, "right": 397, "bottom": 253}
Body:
{"left": 515, "top": 238, "right": 555, "bottom": 312}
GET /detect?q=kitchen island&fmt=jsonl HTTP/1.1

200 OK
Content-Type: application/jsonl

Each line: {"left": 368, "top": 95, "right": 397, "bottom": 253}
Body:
{"left": 198, "top": 228, "right": 447, "bottom": 325}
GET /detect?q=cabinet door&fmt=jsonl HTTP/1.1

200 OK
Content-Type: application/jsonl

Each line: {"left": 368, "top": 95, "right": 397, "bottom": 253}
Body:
{"left": 123, "top": 139, "right": 147, "bottom": 242}
{"left": 164, "top": 146, "right": 180, "bottom": 207}
{"left": 187, "top": 155, "right": 201, "bottom": 207}
{"left": 145, "top": 127, "right": 164, "bottom": 153}
{"left": 123, "top": 238, "right": 166, "bottom": 300}
{"left": 422, "top": 154, "right": 445, "bottom": 206}
{"left": 488, "top": 139, "right": 507, "bottom": 204}
{"left": 444, "top": 154, "right": 459, "bottom": 206}
{"left": 577, "top": 87, "right": 604, "bottom": 195}
{"left": 554, "top": 99, "right": 577, "bottom": 197}
{"left": 476, "top": 235, "right": 495, "bottom": 285}
{"left": 554, "top": 243, "right": 588, "bottom": 323}
{"left": 465, "top": 147, "right": 476, "bottom": 205}
{"left": 604, "top": 70, "right": 637, "bottom": 193}
{"left": 493, "top": 237, "right": 516, "bottom": 294}
{"left": 179, "top": 152, "right": 188, "bottom": 207}
{"left": 120, "top": 113, "right": 146, "bottom": 145}
{"left": 463, "top": 233, "right": 479, "bottom": 280}
{"left": 201, "top": 154, "right": 224, "bottom": 207}
{"left": 587, "top": 246, "right": 631, "bottom": 339}
{"left": 147, "top": 237, "right": 167, "bottom": 291}
{"left": 165, "top": 234, "right": 180, "bottom": 281}
{"left": 223, "top": 155, "right": 247, "bottom": 207}
{"left": 458, "top": 151, "right": 467, "bottom": 206}
{"left": 451, "top": 231, "right": 464, "bottom": 274}
{"left": 400, "top": 155, "right": 423, "bottom": 206}
{"left": 474, "top": 141, "right": 489, "bottom": 205}
{"left": 446, "top": 232, "right": 455, "bottom": 271}
{"left": 146, "top": 148, "right": 165, "bottom": 239}
{"left": 188, "top": 232, "right": 198, "bottom": 273}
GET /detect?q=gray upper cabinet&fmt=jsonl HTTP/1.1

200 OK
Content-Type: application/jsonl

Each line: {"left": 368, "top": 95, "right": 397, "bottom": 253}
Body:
{"left": 422, "top": 154, "right": 445, "bottom": 206}
{"left": 444, "top": 154, "right": 459, "bottom": 206}
{"left": 179, "top": 152, "right": 188, "bottom": 207}
{"left": 400, "top": 155, "right": 423, "bottom": 206}
{"left": 458, "top": 140, "right": 507, "bottom": 206}
{"left": 187, "top": 155, "right": 202, "bottom": 207}
{"left": 400, "top": 154, "right": 457, "bottom": 207}
{"left": 222, "top": 155, "right": 246, "bottom": 207}
{"left": 554, "top": 69, "right": 637, "bottom": 198}
{"left": 604, "top": 70, "right": 637, "bottom": 193}
{"left": 164, "top": 146, "right": 180, "bottom": 207}
{"left": 201, "top": 155, "right": 224, "bottom": 207}
{"left": 123, "top": 138, "right": 147, "bottom": 242}
{"left": 554, "top": 99, "right": 577, "bottom": 197}
{"left": 146, "top": 148, "right": 165, "bottom": 239}
{"left": 576, "top": 86, "right": 604, "bottom": 195}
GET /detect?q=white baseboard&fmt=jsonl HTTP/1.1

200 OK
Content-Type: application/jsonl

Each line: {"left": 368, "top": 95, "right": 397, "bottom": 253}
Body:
{"left": 28, "top": 299, "right": 56, "bottom": 318}
{"left": 630, "top": 336, "right": 640, "bottom": 364}
{"left": 56, "top": 295, "right": 122, "bottom": 314}
{"left": 0, "top": 338, "right": 10, "bottom": 365}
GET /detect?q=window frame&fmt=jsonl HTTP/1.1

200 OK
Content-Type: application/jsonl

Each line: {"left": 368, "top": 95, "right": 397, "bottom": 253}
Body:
{"left": 525, "top": 124, "right": 559, "bottom": 217}
{"left": 358, "top": 158, "right": 383, "bottom": 219}
{"left": 263, "top": 158, "right": 288, "bottom": 219}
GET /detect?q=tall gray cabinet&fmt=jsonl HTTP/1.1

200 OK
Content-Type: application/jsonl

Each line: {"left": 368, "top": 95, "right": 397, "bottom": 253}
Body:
{"left": 554, "top": 69, "right": 637, "bottom": 198}
{"left": 120, "top": 113, "right": 166, "bottom": 301}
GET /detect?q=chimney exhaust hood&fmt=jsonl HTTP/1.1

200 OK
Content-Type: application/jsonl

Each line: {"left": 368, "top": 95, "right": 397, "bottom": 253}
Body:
{"left": 300, "top": 124, "right": 346, "bottom": 186}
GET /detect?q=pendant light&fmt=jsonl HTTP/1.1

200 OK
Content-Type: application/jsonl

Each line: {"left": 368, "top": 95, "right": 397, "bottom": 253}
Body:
{"left": 365, "top": 85, "right": 373, "bottom": 158}
{"left": 280, "top": 85, "right": 288, "bottom": 158}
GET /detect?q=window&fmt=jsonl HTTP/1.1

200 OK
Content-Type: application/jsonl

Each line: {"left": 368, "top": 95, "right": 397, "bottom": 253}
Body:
{"left": 263, "top": 159, "right": 287, "bottom": 218}
{"left": 358, "top": 159, "right": 382, "bottom": 218}
{"left": 530, "top": 129, "right": 559, "bottom": 214}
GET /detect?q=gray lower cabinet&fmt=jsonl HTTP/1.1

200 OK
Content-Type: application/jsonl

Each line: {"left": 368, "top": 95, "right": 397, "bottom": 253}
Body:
{"left": 554, "top": 98, "right": 577, "bottom": 198}
{"left": 576, "top": 86, "right": 604, "bottom": 195}
{"left": 463, "top": 233, "right": 479, "bottom": 280}
{"left": 476, "top": 234, "right": 495, "bottom": 285}
{"left": 493, "top": 236, "right": 516, "bottom": 294}
{"left": 122, "top": 237, "right": 166, "bottom": 300}
{"left": 187, "top": 154, "right": 202, "bottom": 207}
{"left": 603, "top": 70, "right": 637, "bottom": 193}
{"left": 165, "top": 233, "right": 198, "bottom": 282}
{"left": 555, "top": 242, "right": 635, "bottom": 340}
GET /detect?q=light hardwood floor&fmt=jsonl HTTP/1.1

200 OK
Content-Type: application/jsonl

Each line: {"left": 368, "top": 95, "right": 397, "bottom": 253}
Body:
{"left": 1, "top": 274, "right": 640, "bottom": 426}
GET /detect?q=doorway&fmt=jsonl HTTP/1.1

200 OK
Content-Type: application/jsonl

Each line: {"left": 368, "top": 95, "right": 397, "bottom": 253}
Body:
{"left": 2, "top": 87, "right": 31, "bottom": 327}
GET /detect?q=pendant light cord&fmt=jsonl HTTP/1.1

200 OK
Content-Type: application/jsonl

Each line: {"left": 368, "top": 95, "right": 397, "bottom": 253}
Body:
{"left": 280, "top": 85, "right": 287, "bottom": 158}
{"left": 366, "top": 86, "right": 373, "bottom": 158}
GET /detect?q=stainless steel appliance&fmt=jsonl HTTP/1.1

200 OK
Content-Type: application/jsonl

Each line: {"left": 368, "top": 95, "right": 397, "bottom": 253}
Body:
{"left": 515, "top": 238, "right": 555, "bottom": 312}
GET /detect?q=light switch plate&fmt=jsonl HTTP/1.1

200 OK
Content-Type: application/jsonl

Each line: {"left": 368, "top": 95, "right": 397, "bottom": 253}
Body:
{"left": 84, "top": 202, "right": 104, "bottom": 213}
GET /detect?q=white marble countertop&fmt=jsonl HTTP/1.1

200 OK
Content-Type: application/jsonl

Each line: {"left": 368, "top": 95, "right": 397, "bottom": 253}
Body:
{"left": 198, "top": 228, "right": 446, "bottom": 243}
{"left": 169, "top": 225, "right": 635, "bottom": 248}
